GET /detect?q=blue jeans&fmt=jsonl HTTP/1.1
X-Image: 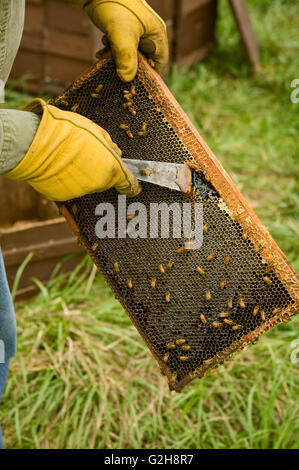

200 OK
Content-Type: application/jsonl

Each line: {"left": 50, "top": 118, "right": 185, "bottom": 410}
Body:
{"left": 0, "top": 248, "right": 16, "bottom": 449}
{"left": 0, "top": 360, "right": 10, "bottom": 449}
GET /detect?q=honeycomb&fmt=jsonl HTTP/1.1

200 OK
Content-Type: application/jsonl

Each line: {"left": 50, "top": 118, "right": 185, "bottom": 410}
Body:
{"left": 50, "top": 52, "right": 299, "bottom": 391}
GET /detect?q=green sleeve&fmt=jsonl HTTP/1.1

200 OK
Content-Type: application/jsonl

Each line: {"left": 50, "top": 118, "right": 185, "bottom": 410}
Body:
{"left": 0, "top": 110, "right": 40, "bottom": 173}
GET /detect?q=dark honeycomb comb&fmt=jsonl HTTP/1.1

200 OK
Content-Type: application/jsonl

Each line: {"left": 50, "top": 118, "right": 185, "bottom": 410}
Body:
{"left": 49, "top": 52, "right": 298, "bottom": 391}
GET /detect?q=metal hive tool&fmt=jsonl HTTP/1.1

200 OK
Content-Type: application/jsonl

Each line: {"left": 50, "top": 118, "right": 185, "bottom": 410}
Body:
{"left": 49, "top": 52, "right": 299, "bottom": 392}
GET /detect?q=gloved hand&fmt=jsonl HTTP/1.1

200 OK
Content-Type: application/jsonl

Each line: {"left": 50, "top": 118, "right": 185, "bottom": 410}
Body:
{"left": 71, "top": 0, "right": 169, "bottom": 82}
{"left": 3, "top": 99, "right": 141, "bottom": 201}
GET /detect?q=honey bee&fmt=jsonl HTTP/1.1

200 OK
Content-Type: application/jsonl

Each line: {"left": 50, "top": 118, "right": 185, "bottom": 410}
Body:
{"left": 224, "top": 319, "right": 234, "bottom": 325}
{"left": 126, "top": 130, "right": 134, "bottom": 139}
{"left": 203, "top": 223, "right": 210, "bottom": 232}
{"left": 176, "top": 246, "right": 185, "bottom": 254}
{"left": 200, "top": 314, "right": 207, "bottom": 324}
{"left": 91, "top": 93, "right": 100, "bottom": 99}
{"left": 127, "top": 278, "right": 133, "bottom": 289}
{"left": 212, "top": 322, "right": 222, "bottom": 328}
{"left": 220, "top": 280, "right": 227, "bottom": 289}
{"left": 127, "top": 214, "right": 136, "bottom": 220}
{"left": 182, "top": 345, "right": 190, "bottom": 351}
{"left": 60, "top": 99, "right": 69, "bottom": 106}
{"left": 180, "top": 356, "right": 189, "bottom": 361}
{"left": 167, "top": 260, "right": 174, "bottom": 269}
{"left": 282, "top": 318, "right": 290, "bottom": 324}
{"left": 140, "top": 169, "right": 152, "bottom": 176}
{"left": 141, "top": 122, "right": 147, "bottom": 132}
{"left": 171, "top": 372, "right": 177, "bottom": 382}
{"left": 219, "top": 312, "right": 229, "bottom": 318}
{"left": 158, "top": 264, "right": 165, "bottom": 273}
{"left": 123, "top": 90, "right": 131, "bottom": 98}
{"left": 207, "top": 252, "right": 216, "bottom": 261}
{"left": 260, "top": 310, "right": 266, "bottom": 321}
{"left": 196, "top": 267, "right": 205, "bottom": 275}
{"left": 71, "top": 103, "right": 79, "bottom": 112}
{"left": 123, "top": 101, "right": 133, "bottom": 108}
{"left": 95, "top": 84, "right": 103, "bottom": 93}
{"left": 176, "top": 339, "right": 185, "bottom": 345}
{"left": 242, "top": 231, "right": 248, "bottom": 240}
{"left": 128, "top": 107, "right": 136, "bottom": 116}
{"left": 163, "top": 353, "right": 169, "bottom": 363}
{"left": 205, "top": 290, "right": 211, "bottom": 301}
{"left": 148, "top": 58, "right": 155, "bottom": 68}
{"left": 205, "top": 358, "right": 213, "bottom": 365}
{"left": 165, "top": 291, "right": 171, "bottom": 302}
{"left": 263, "top": 276, "right": 272, "bottom": 285}
{"left": 130, "top": 85, "right": 136, "bottom": 96}
{"left": 227, "top": 298, "right": 233, "bottom": 309}
{"left": 238, "top": 298, "right": 245, "bottom": 308}
{"left": 272, "top": 308, "right": 280, "bottom": 315}
{"left": 92, "top": 242, "right": 99, "bottom": 251}
{"left": 120, "top": 123, "right": 129, "bottom": 130}
{"left": 253, "top": 305, "right": 259, "bottom": 316}
{"left": 166, "top": 343, "right": 175, "bottom": 350}
{"left": 224, "top": 256, "right": 230, "bottom": 266}
{"left": 232, "top": 324, "right": 243, "bottom": 330}
{"left": 72, "top": 204, "right": 77, "bottom": 215}
{"left": 151, "top": 278, "right": 157, "bottom": 287}
{"left": 114, "top": 262, "right": 119, "bottom": 272}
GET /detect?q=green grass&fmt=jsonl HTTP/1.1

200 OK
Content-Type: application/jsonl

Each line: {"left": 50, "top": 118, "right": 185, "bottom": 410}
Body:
{"left": 1, "top": 0, "right": 298, "bottom": 449}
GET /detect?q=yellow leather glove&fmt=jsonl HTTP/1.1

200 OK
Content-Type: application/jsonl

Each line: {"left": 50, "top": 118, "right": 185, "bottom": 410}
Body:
{"left": 3, "top": 99, "right": 141, "bottom": 201}
{"left": 70, "top": 0, "right": 168, "bottom": 82}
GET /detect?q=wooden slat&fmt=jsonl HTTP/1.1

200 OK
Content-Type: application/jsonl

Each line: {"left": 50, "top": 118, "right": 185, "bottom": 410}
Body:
{"left": 229, "top": 0, "right": 261, "bottom": 71}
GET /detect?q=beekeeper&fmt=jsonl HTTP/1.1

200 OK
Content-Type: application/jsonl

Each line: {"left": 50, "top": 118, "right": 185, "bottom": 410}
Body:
{"left": 0, "top": 0, "right": 168, "bottom": 448}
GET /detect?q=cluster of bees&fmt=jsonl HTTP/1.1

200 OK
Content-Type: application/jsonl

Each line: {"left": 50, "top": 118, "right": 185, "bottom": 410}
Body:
{"left": 164, "top": 338, "right": 190, "bottom": 363}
